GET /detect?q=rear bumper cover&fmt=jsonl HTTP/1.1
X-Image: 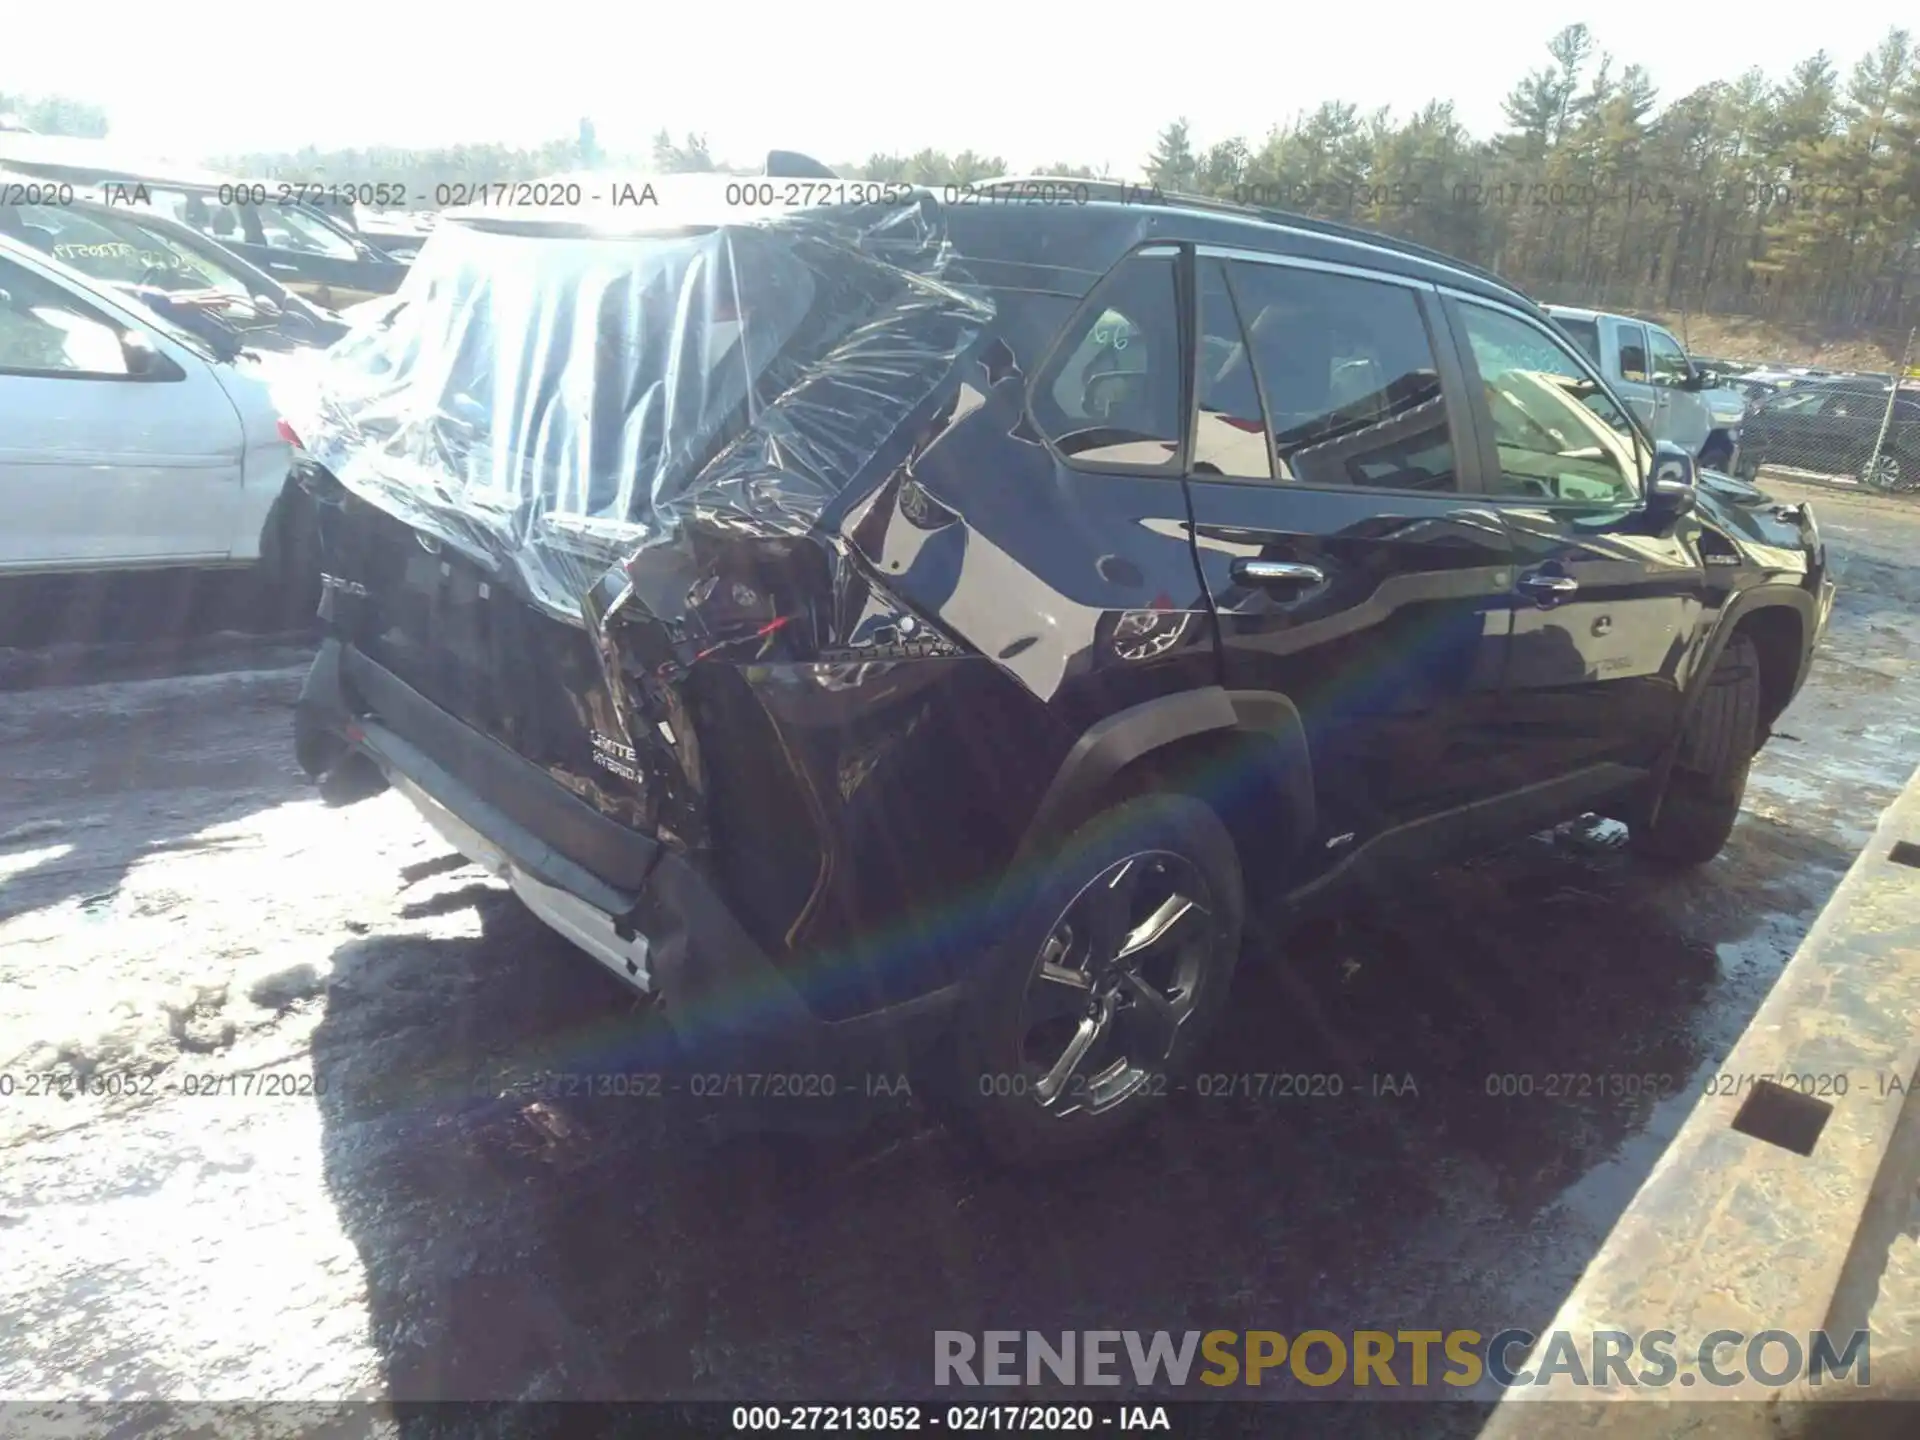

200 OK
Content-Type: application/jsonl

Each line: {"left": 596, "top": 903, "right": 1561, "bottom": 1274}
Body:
{"left": 294, "top": 638, "right": 959, "bottom": 1077}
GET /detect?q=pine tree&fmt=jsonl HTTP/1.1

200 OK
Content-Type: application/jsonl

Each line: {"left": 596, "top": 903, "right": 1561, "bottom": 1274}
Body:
{"left": 1146, "top": 120, "right": 1198, "bottom": 191}
{"left": 25, "top": 20, "right": 1915, "bottom": 333}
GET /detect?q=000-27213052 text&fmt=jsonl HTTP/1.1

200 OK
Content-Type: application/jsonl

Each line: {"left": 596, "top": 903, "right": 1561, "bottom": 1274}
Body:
{"left": 0, "top": 1070, "right": 327, "bottom": 1098}
{"left": 726, "top": 1404, "right": 1170, "bottom": 1431}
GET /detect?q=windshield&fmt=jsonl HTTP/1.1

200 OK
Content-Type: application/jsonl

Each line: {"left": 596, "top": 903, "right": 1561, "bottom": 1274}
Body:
{"left": 7, "top": 203, "right": 251, "bottom": 297}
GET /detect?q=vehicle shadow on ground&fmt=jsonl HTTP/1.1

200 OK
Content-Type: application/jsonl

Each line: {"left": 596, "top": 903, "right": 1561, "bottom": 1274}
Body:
{"left": 0, "top": 570, "right": 315, "bottom": 691}
{"left": 0, "top": 709, "right": 311, "bottom": 925}
{"left": 0, "top": 569, "right": 316, "bottom": 924}
{"left": 309, "top": 806, "right": 1859, "bottom": 1423}
{"left": 0, "top": 826, "right": 283, "bottom": 929}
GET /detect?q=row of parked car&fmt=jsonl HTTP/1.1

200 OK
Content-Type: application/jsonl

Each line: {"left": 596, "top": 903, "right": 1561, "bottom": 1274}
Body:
{"left": 0, "top": 135, "right": 423, "bottom": 590}
{"left": 1703, "top": 359, "right": 1920, "bottom": 493}
{"left": 6, "top": 131, "right": 1907, "bottom": 600}
{"left": 1540, "top": 305, "right": 1919, "bottom": 493}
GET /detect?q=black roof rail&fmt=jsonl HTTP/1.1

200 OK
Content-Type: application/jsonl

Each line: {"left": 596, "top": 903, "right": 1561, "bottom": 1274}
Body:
{"left": 977, "top": 175, "right": 1518, "bottom": 295}
{"left": 1233, "top": 202, "right": 1515, "bottom": 292}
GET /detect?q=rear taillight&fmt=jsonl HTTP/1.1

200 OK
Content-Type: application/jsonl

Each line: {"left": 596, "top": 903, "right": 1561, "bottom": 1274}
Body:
{"left": 277, "top": 418, "right": 305, "bottom": 449}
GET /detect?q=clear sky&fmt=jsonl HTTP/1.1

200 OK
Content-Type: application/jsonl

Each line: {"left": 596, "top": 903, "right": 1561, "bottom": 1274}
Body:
{"left": 3, "top": 1, "right": 1897, "bottom": 171}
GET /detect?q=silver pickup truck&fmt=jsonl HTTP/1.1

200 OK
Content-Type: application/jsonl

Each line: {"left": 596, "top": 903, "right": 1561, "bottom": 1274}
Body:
{"left": 1544, "top": 305, "right": 1748, "bottom": 472}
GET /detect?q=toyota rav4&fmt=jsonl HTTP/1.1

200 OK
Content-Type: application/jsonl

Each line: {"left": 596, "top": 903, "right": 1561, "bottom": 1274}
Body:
{"left": 290, "top": 174, "right": 1835, "bottom": 1162}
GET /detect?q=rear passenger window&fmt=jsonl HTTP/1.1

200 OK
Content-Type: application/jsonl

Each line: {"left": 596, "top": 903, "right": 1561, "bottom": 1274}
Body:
{"left": 1647, "top": 328, "right": 1691, "bottom": 387}
{"left": 1192, "top": 260, "right": 1271, "bottom": 480}
{"left": 1032, "top": 253, "right": 1182, "bottom": 469}
{"left": 1226, "top": 262, "right": 1458, "bottom": 492}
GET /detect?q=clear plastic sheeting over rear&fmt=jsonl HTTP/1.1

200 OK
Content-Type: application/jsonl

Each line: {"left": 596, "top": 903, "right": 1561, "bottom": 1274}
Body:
{"left": 291, "top": 193, "right": 992, "bottom": 621}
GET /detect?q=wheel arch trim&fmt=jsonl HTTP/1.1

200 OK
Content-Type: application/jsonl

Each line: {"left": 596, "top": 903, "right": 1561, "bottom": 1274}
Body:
{"left": 1012, "top": 686, "right": 1317, "bottom": 868}
{"left": 1648, "top": 584, "right": 1817, "bottom": 824}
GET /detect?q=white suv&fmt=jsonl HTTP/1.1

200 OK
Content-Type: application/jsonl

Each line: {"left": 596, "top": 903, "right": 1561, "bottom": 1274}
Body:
{"left": 0, "top": 232, "right": 311, "bottom": 590}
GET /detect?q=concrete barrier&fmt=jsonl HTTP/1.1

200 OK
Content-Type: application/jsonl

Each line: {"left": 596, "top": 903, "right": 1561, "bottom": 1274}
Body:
{"left": 1477, "top": 763, "right": 1920, "bottom": 1437}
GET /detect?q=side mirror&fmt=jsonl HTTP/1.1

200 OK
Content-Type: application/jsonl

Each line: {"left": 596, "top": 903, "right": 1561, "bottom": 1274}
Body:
{"left": 120, "top": 329, "right": 185, "bottom": 380}
{"left": 1646, "top": 442, "right": 1698, "bottom": 527}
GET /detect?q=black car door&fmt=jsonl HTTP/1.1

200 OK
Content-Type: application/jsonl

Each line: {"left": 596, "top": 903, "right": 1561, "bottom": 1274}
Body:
{"left": 1812, "top": 387, "right": 1896, "bottom": 475}
{"left": 1743, "top": 386, "right": 1837, "bottom": 474}
{"left": 1440, "top": 291, "right": 1707, "bottom": 789}
{"left": 855, "top": 245, "right": 1223, "bottom": 724}
{"left": 1177, "top": 249, "right": 1518, "bottom": 867}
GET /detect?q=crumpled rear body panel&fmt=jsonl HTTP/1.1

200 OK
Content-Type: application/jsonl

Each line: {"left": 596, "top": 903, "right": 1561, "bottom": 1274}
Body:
{"left": 288, "top": 193, "right": 994, "bottom": 624}
{"left": 292, "top": 189, "right": 1271, "bottom": 1020}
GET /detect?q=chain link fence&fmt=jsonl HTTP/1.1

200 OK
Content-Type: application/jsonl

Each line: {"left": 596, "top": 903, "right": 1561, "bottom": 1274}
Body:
{"left": 1724, "top": 329, "right": 1920, "bottom": 496}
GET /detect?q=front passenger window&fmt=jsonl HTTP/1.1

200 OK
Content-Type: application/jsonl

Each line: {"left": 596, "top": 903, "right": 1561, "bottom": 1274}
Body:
{"left": 255, "top": 204, "right": 360, "bottom": 260}
{"left": 0, "top": 257, "right": 134, "bottom": 377}
{"left": 1647, "top": 329, "right": 1691, "bottom": 387}
{"left": 1457, "top": 303, "right": 1644, "bottom": 505}
{"left": 1033, "top": 253, "right": 1182, "bottom": 469}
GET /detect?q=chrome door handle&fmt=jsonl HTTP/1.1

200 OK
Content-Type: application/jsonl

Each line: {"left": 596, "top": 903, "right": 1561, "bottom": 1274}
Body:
{"left": 1231, "top": 559, "right": 1326, "bottom": 589}
{"left": 1517, "top": 573, "right": 1579, "bottom": 602}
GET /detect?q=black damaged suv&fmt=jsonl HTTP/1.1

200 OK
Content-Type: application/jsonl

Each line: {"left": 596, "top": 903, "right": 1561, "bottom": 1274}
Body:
{"left": 292, "top": 172, "right": 1835, "bottom": 1161}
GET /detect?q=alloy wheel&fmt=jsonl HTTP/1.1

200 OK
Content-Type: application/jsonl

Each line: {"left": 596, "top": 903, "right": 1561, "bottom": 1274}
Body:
{"left": 1014, "top": 851, "right": 1214, "bottom": 1118}
{"left": 1863, "top": 454, "right": 1908, "bottom": 492}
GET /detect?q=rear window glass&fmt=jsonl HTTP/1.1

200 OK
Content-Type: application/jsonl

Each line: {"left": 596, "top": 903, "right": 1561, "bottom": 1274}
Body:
{"left": 295, "top": 194, "right": 991, "bottom": 621}
{"left": 318, "top": 222, "right": 818, "bottom": 519}
{"left": 1553, "top": 316, "right": 1602, "bottom": 370}
{"left": 1032, "top": 253, "right": 1183, "bottom": 468}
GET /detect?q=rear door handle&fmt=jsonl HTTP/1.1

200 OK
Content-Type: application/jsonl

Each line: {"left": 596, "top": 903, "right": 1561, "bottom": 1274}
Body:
{"left": 1231, "top": 558, "right": 1326, "bottom": 590}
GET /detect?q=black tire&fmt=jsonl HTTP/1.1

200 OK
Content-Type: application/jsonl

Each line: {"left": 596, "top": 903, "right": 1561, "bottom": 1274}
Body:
{"left": 1699, "top": 437, "right": 1733, "bottom": 472}
{"left": 1634, "top": 633, "right": 1761, "bottom": 868}
{"left": 944, "top": 791, "right": 1244, "bottom": 1165}
{"left": 256, "top": 485, "right": 324, "bottom": 631}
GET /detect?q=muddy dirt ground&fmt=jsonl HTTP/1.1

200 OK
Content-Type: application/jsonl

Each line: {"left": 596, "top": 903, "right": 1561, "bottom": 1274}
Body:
{"left": 1, "top": 481, "right": 1917, "bottom": 1435}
